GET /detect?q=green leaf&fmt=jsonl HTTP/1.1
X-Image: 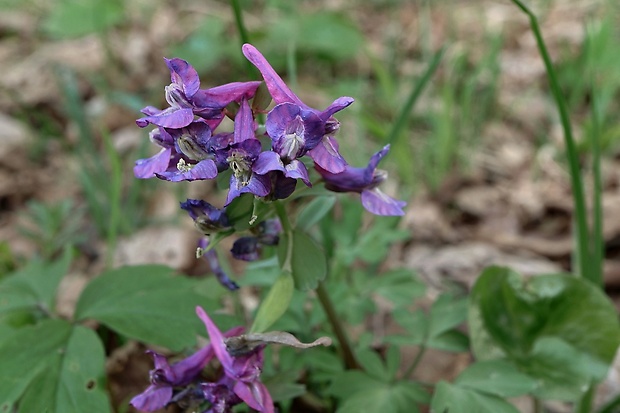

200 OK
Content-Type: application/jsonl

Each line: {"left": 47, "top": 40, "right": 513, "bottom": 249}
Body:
{"left": 366, "top": 269, "right": 426, "bottom": 307}
{"left": 297, "top": 13, "right": 364, "bottom": 60}
{"left": 469, "top": 267, "right": 620, "bottom": 401}
{"left": 263, "top": 371, "right": 306, "bottom": 402}
{"left": 225, "top": 193, "right": 254, "bottom": 231}
{"left": 455, "top": 360, "right": 538, "bottom": 398}
{"left": 0, "top": 320, "right": 111, "bottom": 412}
{"left": 0, "top": 248, "right": 72, "bottom": 316}
{"left": 250, "top": 272, "right": 294, "bottom": 333}
{"left": 296, "top": 196, "right": 336, "bottom": 231}
{"left": 427, "top": 329, "right": 470, "bottom": 352}
{"left": 74, "top": 265, "right": 216, "bottom": 350}
{"left": 331, "top": 372, "right": 427, "bottom": 413}
{"left": 524, "top": 337, "right": 608, "bottom": 401}
{"left": 428, "top": 294, "right": 468, "bottom": 338}
{"left": 43, "top": 0, "right": 124, "bottom": 38}
{"left": 431, "top": 381, "right": 520, "bottom": 413}
{"left": 278, "top": 228, "right": 327, "bottom": 291}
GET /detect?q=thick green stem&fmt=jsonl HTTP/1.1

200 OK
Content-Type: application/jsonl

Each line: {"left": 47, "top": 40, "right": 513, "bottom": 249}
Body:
{"left": 316, "top": 281, "right": 361, "bottom": 370}
{"left": 510, "top": 0, "right": 592, "bottom": 283}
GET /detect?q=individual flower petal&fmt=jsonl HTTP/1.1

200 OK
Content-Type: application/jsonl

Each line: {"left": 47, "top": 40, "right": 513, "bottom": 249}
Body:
{"left": 360, "top": 188, "right": 406, "bottom": 216}
{"left": 233, "top": 381, "right": 274, "bottom": 413}
{"left": 192, "top": 81, "right": 262, "bottom": 109}
{"left": 233, "top": 99, "right": 255, "bottom": 144}
{"left": 284, "top": 160, "right": 311, "bottom": 186}
{"left": 134, "top": 147, "right": 173, "bottom": 179}
{"left": 253, "top": 151, "right": 286, "bottom": 175}
{"left": 318, "top": 96, "right": 355, "bottom": 122}
{"left": 196, "top": 307, "right": 235, "bottom": 373}
{"left": 136, "top": 107, "right": 195, "bottom": 129}
{"left": 307, "top": 135, "right": 347, "bottom": 174}
{"left": 165, "top": 57, "right": 200, "bottom": 98}
{"left": 130, "top": 385, "right": 173, "bottom": 412}
{"left": 156, "top": 159, "right": 218, "bottom": 182}
{"left": 242, "top": 44, "right": 304, "bottom": 106}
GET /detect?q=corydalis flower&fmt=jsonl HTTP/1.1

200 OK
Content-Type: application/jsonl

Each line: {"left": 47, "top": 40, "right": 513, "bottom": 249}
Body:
{"left": 242, "top": 43, "right": 353, "bottom": 174}
{"left": 196, "top": 307, "right": 274, "bottom": 413}
{"left": 134, "top": 121, "right": 220, "bottom": 181}
{"left": 181, "top": 199, "right": 231, "bottom": 234}
{"left": 136, "top": 58, "right": 260, "bottom": 130}
{"left": 316, "top": 144, "right": 406, "bottom": 216}
{"left": 231, "top": 219, "right": 282, "bottom": 261}
{"left": 130, "top": 326, "right": 244, "bottom": 412}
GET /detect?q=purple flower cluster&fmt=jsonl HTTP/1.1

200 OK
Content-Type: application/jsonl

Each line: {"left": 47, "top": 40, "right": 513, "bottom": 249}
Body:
{"left": 135, "top": 44, "right": 405, "bottom": 215}
{"left": 131, "top": 307, "right": 273, "bottom": 413}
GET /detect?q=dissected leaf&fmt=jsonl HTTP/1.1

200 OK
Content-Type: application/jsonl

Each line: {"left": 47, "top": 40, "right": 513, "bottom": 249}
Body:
{"left": 455, "top": 360, "right": 538, "bottom": 398}
{"left": 0, "top": 248, "right": 72, "bottom": 316}
{"left": 0, "top": 320, "right": 110, "bottom": 412}
{"left": 280, "top": 229, "right": 327, "bottom": 291}
{"left": 431, "top": 381, "right": 519, "bottom": 413}
{"left": 74, "top": 265, "right": 216, "bottom": 350}
{"left": 331, "top": 372, "right": 427, "bottom": 413}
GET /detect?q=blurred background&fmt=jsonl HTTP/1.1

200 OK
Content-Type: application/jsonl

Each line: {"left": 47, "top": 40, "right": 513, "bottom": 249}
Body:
{"left": 0, "top": 0, "right": 619, "bottom": 407}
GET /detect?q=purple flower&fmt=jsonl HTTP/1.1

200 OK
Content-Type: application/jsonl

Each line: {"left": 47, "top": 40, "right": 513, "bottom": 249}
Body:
{"left": 130, "top": 324, "right": 244, "bottom": 412}
{"left": 181, "top": 199, "right": 231, "bottom": 234}
{"left": 134, "top": 121, "right": 219, "bottom": 181}
{"left": 133, "top": 127, "right": 177, "bottom": 179}
{"left": 136, "top": 58, "right": 261, "bottom": 130}
{"left": 198, "top": 238, "right": 240, "bottom": 291}
{"left": 242, "top": 43, "right": 353, "bottom": 173}
{"left": 230, "top": 218, "right": 281, "bottom": 261}
{"left": 315, "top": 144, "right": 407, "bottom": 216}
{"left": 221, "top": 139, "right": 271, "bottom": 205}
{"left": 196, "top": 307, "right": 274, "bottom": 413}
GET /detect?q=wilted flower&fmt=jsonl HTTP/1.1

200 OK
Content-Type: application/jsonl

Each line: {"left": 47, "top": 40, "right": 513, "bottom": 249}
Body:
{"left": 315, "top": 144, "right": 406, "bottom": 216}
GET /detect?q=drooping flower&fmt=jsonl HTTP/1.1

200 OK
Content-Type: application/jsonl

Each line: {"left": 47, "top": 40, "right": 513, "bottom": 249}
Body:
{"left": 242, "top": 43, "right": 353, "bottom": 173}
{"left": 136, "top": 58, "right": 260, "bottom": 130}
{"left": 197, "top": 238, "right": 240, "bottom": 291}
{"left": 315, "top": 144, "right": 406, "bottom": 216}
{"left": 196, "top": 306, "right": 274, "bottom": 413}
{"left": 181, "top": 199, "right": 232, "bottom": 234}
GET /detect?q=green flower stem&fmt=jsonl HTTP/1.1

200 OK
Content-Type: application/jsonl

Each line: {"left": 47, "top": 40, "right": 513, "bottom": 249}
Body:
{"left": 575, "top": 382, "right": 594, "bottom": 413}
{"left": 510, "top": 0, "right": 593, "bottom": 284}
{"left": 316, "top": 281, "right": 361, "bottom": 370}
{"left": 273, "top": 201, "right": 360, "bottom": 370}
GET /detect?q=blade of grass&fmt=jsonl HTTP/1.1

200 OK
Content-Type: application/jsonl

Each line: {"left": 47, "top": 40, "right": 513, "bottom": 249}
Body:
{"left": 101, "top": 128, "right": 122, "bottom": 266}
{"left": 510, "top": 0, "right": 592, "bottom": 283}
{"left": 591, "top": 85, "right": 603, "bottom": 287}
{"left": 231, "top": 0, "right": 257, "bottom": 77}
{"left": 386, "top": 46, "right": 444, "bottom": 147}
